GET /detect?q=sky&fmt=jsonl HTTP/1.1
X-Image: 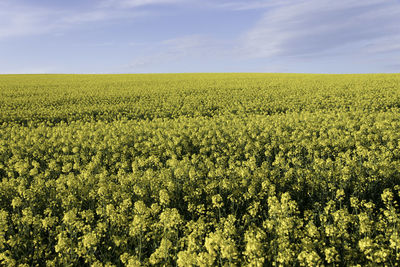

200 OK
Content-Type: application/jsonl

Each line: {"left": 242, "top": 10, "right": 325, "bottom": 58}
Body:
{"left": 0, "top": 0, "right": 400, "bottom": 74}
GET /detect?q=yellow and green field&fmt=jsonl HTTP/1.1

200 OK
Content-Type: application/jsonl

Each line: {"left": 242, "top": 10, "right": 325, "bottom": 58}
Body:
{"left": 1, "top": 73, "right": 400, "bottom": 265}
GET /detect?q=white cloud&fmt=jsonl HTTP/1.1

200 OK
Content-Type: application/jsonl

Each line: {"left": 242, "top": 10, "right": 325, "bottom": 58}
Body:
{"left": 212, "top": 0, "right": 292, "bottom": 11}
{"left": 60, "top": 9, "right": 147, "bottom": 25}
{"left": 61, "top": 10, "right": 118, "bottom": 24}
{"left": 99, "top": 0, "right": 186, "bottom": 8}
{"left": 0, "top": 0, "right": 269, "bottom": 40}
{"left": 0, "top": 0, "right": 169, "bottom": 40}
{"left": 363, "top": 35, "right": 400, "bottom": 54}
{"left": 124, "top": 34, "right": 230, "bottom": 71}
{"left": 0, "top": 2, "right": 61, "bottom": 39}
{"left": 241, "top": 0, "right": 400, "bottom": 59}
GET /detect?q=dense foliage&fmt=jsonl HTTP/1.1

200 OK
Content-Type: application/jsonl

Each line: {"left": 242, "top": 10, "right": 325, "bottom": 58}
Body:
{"left": 1, "top": 73, "right": 400, "bottom": 266}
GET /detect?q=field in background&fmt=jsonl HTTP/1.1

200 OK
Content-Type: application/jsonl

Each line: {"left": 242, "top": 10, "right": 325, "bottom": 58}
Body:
{"left": 1, "top": 73, "right": 400, "bottom": 265}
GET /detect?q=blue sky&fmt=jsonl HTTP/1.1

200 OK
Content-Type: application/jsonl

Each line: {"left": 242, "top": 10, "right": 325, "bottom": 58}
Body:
{"left": 0, "top": 0, "right": 400, "bottom": 74}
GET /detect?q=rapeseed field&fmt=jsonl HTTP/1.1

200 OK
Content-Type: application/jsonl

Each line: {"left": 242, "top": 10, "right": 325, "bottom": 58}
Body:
{"left": 1, "top": 73, "right": 400, "bottom": 265}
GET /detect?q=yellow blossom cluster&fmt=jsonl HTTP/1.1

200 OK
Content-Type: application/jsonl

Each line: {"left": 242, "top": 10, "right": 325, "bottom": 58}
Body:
{"left": 1, "top": 73, "right": 400, "bottom": 265}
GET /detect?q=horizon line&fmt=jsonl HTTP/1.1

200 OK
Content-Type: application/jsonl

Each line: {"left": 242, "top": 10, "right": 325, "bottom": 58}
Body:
{"left": 1, "top": 72, "right": 399, "bottom": 75}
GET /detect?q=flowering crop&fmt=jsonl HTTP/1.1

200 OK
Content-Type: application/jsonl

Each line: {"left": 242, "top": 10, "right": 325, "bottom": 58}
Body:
{"left": 1, "top": 73, "right": 400, "bottom": 265}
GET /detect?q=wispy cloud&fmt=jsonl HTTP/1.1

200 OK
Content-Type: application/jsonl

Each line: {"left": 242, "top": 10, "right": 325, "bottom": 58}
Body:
{"left": 363, "top": 35, "right": 400, "bottom": 54}
{"left": 0, "top": 2, "right": 62, "bottom": 39}
{"left": 2, "top": 0, "right": 399, "bottom": 73}
{"left": 60, "top": 9, "right": 148, "bottom": 25}
{"left": 123, "top": 34, "right": 231, "bottom": 72}
{"left": 212, "top": 0, "right": 293, "bottom": 11}
{"left": 0, "top": 0, "right": 266, "bottom": 40}
{"left": 241, "top": 0, "right": 400, "bottom": 59}
{"left": 0, "top": 0, "right": 167, "bottom": 40}
{"left": 99, "top": 0, "right": 186, "bottom": 8}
